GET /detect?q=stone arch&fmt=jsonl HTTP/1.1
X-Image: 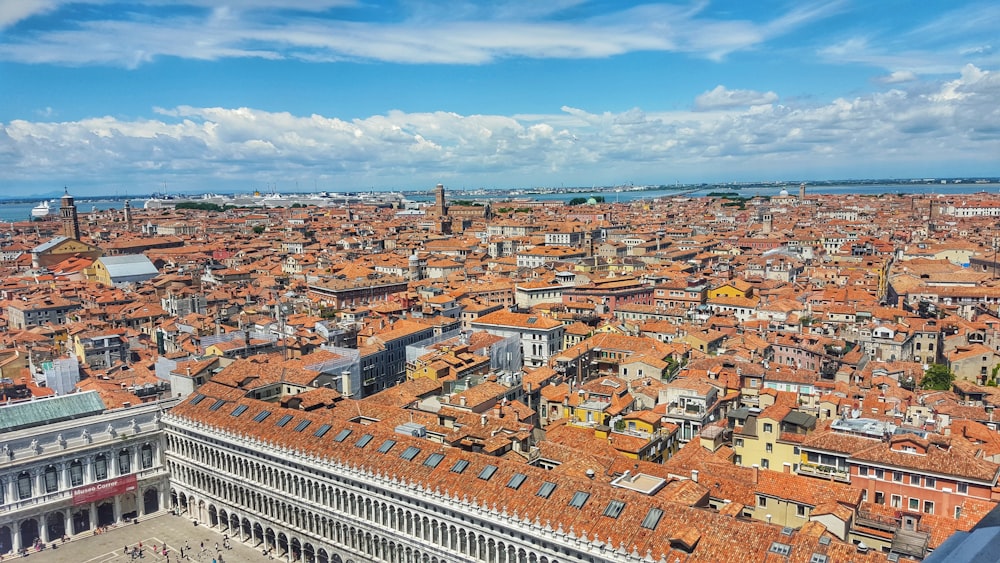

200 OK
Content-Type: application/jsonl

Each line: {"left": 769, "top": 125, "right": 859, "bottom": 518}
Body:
{"left": 144, "top": 487, "right": 160, "bottom": 514}
{"left": 45, "top": 511, "right": 65, "bottom": 542}
{"left": 19, "top": 519, "right": 39, "bottom": 550}
{"left": 0, "top": 525, "right": 11, "bottom": 554}
{"left": 277, "top": 532, "right": 289, "bottom": 559}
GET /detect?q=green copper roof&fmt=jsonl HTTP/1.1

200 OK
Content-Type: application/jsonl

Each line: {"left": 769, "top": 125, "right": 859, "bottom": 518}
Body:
{"left": 0, "top": 391, "right": 106, "bottom": 433}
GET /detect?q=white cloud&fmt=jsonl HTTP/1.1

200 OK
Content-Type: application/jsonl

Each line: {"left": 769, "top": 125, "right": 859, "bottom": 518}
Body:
{"left": 2, "top": 66, "right": 997, "bottom": 191}
{"left": 0, "top": 1, "right": 831, "bottom": 67}
{"left": 878, "top": 70, "right": 918, "bottom": 84}
{"left": 694, "top": 86, "right": 778, "bottom": 111}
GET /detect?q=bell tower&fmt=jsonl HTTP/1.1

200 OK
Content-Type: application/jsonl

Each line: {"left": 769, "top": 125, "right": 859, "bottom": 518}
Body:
{"left": 59, "top": 187, "right": 81, "bottom": 240}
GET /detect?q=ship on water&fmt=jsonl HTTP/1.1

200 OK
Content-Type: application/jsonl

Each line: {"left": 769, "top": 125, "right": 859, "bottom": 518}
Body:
{"left": 30, "top": 200, "right": 54, "bottom": 218}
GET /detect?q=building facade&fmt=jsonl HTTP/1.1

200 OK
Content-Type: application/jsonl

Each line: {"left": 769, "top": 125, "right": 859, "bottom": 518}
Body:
{"left": 0, "top": 393, "right": 173, "bottom": 554}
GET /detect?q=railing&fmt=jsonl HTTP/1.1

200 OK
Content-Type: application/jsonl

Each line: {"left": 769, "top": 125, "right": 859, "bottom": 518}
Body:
{"left": 797, "top": 461, "right": 850, "bottom": 482}
{"left": 0, "top": 466, "right": 167, "bottom": 512}
{"left": 855, "top": 509, "right": 899, "bottom": 532}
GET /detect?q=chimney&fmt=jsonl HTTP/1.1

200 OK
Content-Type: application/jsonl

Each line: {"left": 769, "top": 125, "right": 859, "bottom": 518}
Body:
{"left": 460, "top": 396, "right": 467, "bottom": 407}
{"left": 752, "top": 464, "right": 760, "bottom": 483}
{"left": 691, "top": 469, "right": 699, "bottom": 483}
{"left": 783, "top": 462, "right": 791, "bottom": 474}
{"left": 341, "top": 370, "right": 352, "bottom": 398}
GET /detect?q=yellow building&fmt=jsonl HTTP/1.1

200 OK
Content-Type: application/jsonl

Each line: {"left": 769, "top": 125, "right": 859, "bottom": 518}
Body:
{"left": 708, "top": 279, "right": 754, "bottom": 299}
{"left": 731, "top": 404, "right": 816, "bottom": 472}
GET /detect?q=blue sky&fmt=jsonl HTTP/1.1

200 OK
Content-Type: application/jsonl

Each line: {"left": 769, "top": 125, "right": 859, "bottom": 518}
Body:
{"left": 0, "top": 1, "right": 998, "bottom": 198}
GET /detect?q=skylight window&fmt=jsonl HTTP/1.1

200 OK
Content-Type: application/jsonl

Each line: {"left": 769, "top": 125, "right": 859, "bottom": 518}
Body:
{"left": 641, "top": 507, "right": 664, "bottom": 530}
{"left": 603, "top": 500, "right": 626, "bottom": 519}
{"left": 424, "top": 453, "right": 445, "bottom": 468}
{"left": 400, "top": 446, "right": 421, "bottom": 461}
{"left": 314, "top": 424, "right": 333, "bottom": 438}
{"left": 478, "top": 464, "right": 498, "bottom": 480}
{"left": 275, "top": 414, "right": 293, "bottom": 428}
{"left": 190, "top": 393, "right": 206, "bottom": 405}
{"left": 768, "top": 542, "right": 791, "bottom": 556}
{"left": 293, "top": 420, "right": 311, "bottom": 432}
{"left": 355, "top": 434, "right": 373, "bottom": 448}
{"left": 451, "top": 459, "right": 469, "bottom": 474}
{"left": 252, "top": 410, "right": 272, "bottom": 423}
{"left": 569, "top": 491, "right": 590, "bottom": 509}
{"left": 507, "top": 473, "right": 527, "bottom": 490}
{"left": 377, "top": 439, "right": 396, "bottom": 454}
{"left": 536, "top": 482, "right": 557, "bottom": 498}
{"left": 208, "top": 399, "right": 226, "bottom": 411}
{"left": 230, "top": 405, "right": 249, "bottom": 417}
{"left": 332, "top": 428, "right": 351, "bottom": 442}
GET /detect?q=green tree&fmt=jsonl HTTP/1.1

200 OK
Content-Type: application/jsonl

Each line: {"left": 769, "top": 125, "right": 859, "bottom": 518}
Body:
{"left": 920, "top": 363, "right": 955, "bottom": 390}
{"left": 568, "top": 197, "right": 587, "bottom": 205}
{"left": 252, "top": 225, "right": 266, "bottom": 234}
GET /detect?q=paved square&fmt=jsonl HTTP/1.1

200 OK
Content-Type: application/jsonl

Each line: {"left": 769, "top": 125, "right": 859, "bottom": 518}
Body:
{"left": 18, "top": 512, "right": 278, "bottom": 563}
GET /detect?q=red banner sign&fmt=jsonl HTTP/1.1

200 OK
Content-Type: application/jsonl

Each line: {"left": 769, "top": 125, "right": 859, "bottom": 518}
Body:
{"left": 72, "top": 473, "right": 138, "bottom": 506}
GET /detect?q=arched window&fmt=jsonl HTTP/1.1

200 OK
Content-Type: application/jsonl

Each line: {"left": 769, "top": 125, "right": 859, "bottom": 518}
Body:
{"left": 44, "top": 465, "right": 59, "bottom": 493}
{"left": 118, "top": 449, "right": 131, "bottom": 474}
{"left": 70, "top": 460, "right": 84, "bottom": 486}
{"left": 94, "top": 454, "right": 108, "bottom": 480}
{"left": 17, "top": 471, "right": 32, "bottom": 499}
{"left": 141, "top": 444, "right": 153, "bottom": 469}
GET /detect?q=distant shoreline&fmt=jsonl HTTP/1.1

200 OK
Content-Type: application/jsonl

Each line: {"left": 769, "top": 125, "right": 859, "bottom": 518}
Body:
{"left": 3, "top": 177, "right": 998, "bottom": 203}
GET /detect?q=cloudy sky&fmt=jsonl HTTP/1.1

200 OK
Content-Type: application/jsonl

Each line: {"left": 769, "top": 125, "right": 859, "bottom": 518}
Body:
{"left": 1, "top": 1, "right": 998, "bottom": 197}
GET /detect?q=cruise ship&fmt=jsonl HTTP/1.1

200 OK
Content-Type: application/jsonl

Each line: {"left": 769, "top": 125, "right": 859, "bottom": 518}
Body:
{"left": 31, "top": 200, "right": 54, "bottom": 217}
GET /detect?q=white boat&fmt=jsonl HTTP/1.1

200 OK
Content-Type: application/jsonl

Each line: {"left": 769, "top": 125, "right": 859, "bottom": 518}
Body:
{"left": 31, "top": 200, "right": 53, "bottom": 218}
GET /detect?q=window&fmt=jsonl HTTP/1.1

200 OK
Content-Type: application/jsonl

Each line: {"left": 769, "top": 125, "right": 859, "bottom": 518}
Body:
{"left": 603, "top": 500, "right": 626, "bottom": 519}
{"left": 208, "top": 399, "right": 226, "bottom": 411}
{"left": 893, "top": 471, "right": 903, "bottom": 483}
{"left": 875, "top": 468, "right": 884, "bottom": 480}
{"left": 955, "top": 506, "right": 963, "bottom": 519}
{"left": 330, "top": 428, "right": 350, "bottom": 441}
{"left": 797, "top": 505, "right": 807, "bottom": 517}
{"left": 44, "top": 465, "right": 58, "bottom": 493}
{"left": 759, "top": 496, "right": 768, "bottom": 507}
{"left": 95, "top": 455, "right": 108, "bottom": 480}
{"left": 925, "top": 477, "right": 936, "bottom": 489}
{"left": 734, "top": 438, "right": 744, "bottom": 447}
{"left": 424, "top": 453, "right": 445, "bottom": 469}
{"left": 354, "top": 434, "right": 373, "bottom": 448}
{"left": 275, "top": 414, "right": 293, "bottom": 428}
{"left": 478, "top": 465, "right": 498, "bottom": 481}
{"left": 536, "top": 482, "right": 557, "bottom": 499}
{"left": 17, "top": 472, "right": 32, "bottom": 499}
{"left": 315, "top": 425, "right": 334, "bottom": 438}
{"left": 763, "top": 423, "right": 773, "bottom": 433}
{"left": 569, "top": 491, "right": 590, "bottom": 509}
{"left": 641, "top": 507, "right": 664, "bottom": 530}
{"left": 252, "top": 410, "right": 272, "bottom": 423}
{"left": 377, "top": 439, "right": 396, "bottom": 454}
{"left": 140, "top": 445, "right": 153, "bottom": 469}
{"left": 909, "top": 498, "right": 919, "bottom": 510}
{"left": 768, "top": 543, "right": 791, "bottom": 556}
{"left": 231, "top": 404, "right": 249, "bottom": 417}
{"left": 507, "top": 473, "right": 527, "bottom": 490}
{"left": 451, "top": 459, "right": 469, "bottom": 474}
{"left": 890, "top": 495, "right": 902, "bottom": 508}
{"left": 859, "top": 466, "right": 868, "bottom": 476}
{"left": 400, "top": 446, "right": 421, "bottom": 461}
{"left": 761, "top": 459, "right": 770, "bottom": 469}
{"left": 118, "top": 449, "right": 131, "bottom": 474}
{"left": 924, "top": 501, "right": 934, "bottom": 514}
{"left": 874, "top": 492, "right": 884, "bottom": 505}
{"left": 910, "top": 475, "right": 920, "bottom": 485}
{"left": 70, "top": 460, "right": 84, "bottom": 486}
{"left": 734, "top": 454, "right": 742, "bottom": 465}
{"left": 293, "top": 420, "right": 311, "bottom": 432}
{"left": 958, "top": 483, "right": 969, "bottom": 494}
{"left": 766, "top": 443, "right": 773, "bottom": 453}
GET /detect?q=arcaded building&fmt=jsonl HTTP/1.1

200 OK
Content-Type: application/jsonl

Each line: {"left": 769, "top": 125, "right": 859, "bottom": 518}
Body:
{"left": 0, "top": 392, "right": 173, "bottom": 554}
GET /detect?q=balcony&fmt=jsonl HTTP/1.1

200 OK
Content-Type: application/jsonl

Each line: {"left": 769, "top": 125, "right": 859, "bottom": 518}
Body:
{"left": 797, "top": 461, "right": 850, "bottom": 483}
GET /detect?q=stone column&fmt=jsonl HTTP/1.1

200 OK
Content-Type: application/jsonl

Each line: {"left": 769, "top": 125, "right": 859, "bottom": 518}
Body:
{"left": 11, "top": 522, "right": 21, "bottom": 553}
{"left": 40, "top": 515, "right": 48, "bottom": 544}
{"left": 59, "top": 462, "right": 70, "bottom": 489}
{"left": 34, "top": 468, "right": 45, "bottom": 497}
{"left": 89, "top": 502, "right": 97, "bottom": 529}
{"left": 138, "top": 487, "right": 145, "bottom": 517}
{"left": 114, "top": 494, "right": 122, "bottom": 523}
{"left": 63, "top": 509, "right": 72, "bottom": 539}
